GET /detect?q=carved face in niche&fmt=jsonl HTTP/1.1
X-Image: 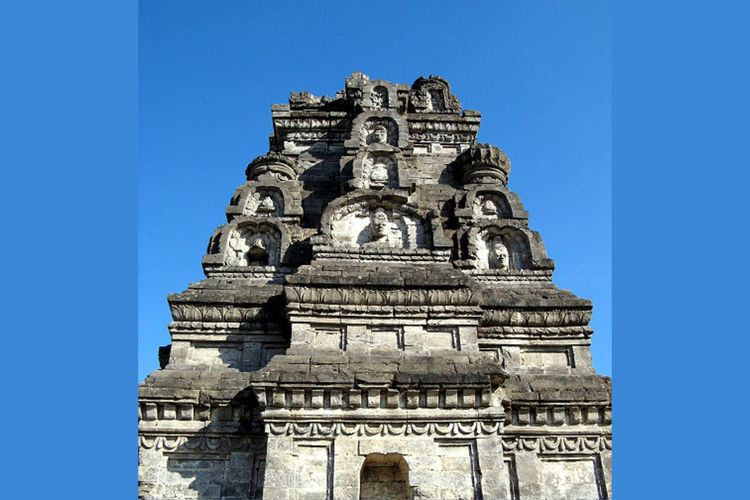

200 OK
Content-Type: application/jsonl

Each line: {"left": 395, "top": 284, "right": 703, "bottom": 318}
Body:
{"left": 490, "top": 237, "right": 510, "bottom": 271}
{"left": 372, "top": 125, "right": 388, "bottom": 144}
{"left": 370, "top": 208, "right": 390, "bottom": 239}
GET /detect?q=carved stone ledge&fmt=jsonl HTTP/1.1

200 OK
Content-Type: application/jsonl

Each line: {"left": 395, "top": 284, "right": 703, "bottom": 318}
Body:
{"left": 265, "top": 420, "right": 503, "bottom": 438}
{"left": 285, "top": 286, "right": 482, "bottom": 307}
{"left": 508, "top": 404, "right": 612, "bottom": 427}
{"left": 480, "top": 309, "right": 593, "bottom": 328}
{"left": 501, "top": 434, "right": 612, "bottom": 454}
{"left": 478, "top": 326, "right": 594, "bottom": 338}
{"left": 139, "top": 434, "right": 267, "bottom": 453}
{"left": 254, "top": 386, "right": 494, "bottom": 411}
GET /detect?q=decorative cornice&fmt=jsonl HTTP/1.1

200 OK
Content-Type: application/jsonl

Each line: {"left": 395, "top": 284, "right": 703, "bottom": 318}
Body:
{"left": 266, "top": 420, "right": 502, "bottom": 437}
{"left": 508, "top": 404, "right": 611, "bottom": 427}
{"left": 285, "top": 287, "right": 482, "bottom": 308}
{"left": 255, "top": 387, "right": 494, "bottom": 411}
{"left": 481, "top": 309, "right": 592, "bottom": 328}
{"left": 501, "top": 434, "right": 611, "bottom": 454}
{"left": 139, "top": 434, "right": 266, "bottom": 452}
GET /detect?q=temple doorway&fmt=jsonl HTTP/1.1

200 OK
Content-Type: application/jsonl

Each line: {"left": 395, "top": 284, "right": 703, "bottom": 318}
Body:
{"left": 359, "top": 453, "right": 411, "bottom": 500}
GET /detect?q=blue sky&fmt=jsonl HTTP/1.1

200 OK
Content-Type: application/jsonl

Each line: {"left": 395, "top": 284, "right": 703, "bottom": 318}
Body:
{"left": 139, "top": 0, "right": 611, "bottom": 380}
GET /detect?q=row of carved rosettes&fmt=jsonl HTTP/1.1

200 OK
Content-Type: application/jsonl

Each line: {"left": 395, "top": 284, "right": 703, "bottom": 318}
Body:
{"left": 266, "top": 420, "right": 503, "bottom": 438}
{"left": 481, "top": 309, "right": 592, "bottom": 328}
{"left": 501, "top": 435, "right": 612, "bottom": 454}
{"left": 509, "top": 404, "right": 612, "bottom": 427}
{"left": 256, "top": 386, "right": 495, "bottom": 411}
{"left": 285, "top": 287, "right": 481, "bottom": 307}
{"left": 139, "top": 434, "right": 267, "bottom": 453}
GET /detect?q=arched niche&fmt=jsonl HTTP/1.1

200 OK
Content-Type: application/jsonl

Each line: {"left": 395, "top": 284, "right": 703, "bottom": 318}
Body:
{"left": 360, "top": 117, "right": 399, "bottom": 148}
{"left": 350, "top": 152, "right": 402, "bottom": 190}
{"left": 321, "top": 194, "right": 432, "bottom": 250}
{"left": 455, "top": 186, "right": 529, "bottom": 222}
{"left": 474, "top": 226, "right": 535, "bottom": 271}
{"left": 225, "top": 181, "right": 303, "bottom": 222}
{"left": 225, "top": 224, "right": 281, "bottom": 267}
{"left": 409, "top": 75, "right": 461, "bottom": 114}
{"left": 359, "top": 453, "right": 411, "bottom": 500}
{"left": 471, "top": 191, "right": 512, "bottom": 220}
{"left": 345, "top": 110, "right": 410, "bottom": 151}
{"left": 202, "top": 219, "right": 292, "bottom": 273}
{"left": 369, "top": 85, "right": 389, "bottom": 110}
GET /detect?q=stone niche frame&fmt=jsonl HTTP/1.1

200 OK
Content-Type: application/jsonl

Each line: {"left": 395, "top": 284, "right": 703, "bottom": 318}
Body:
{"left": 226, "top": 180, "right": 303, "bottom": 222}
{"left": 315, "top": 192, "right": 452, "bottom": 256}
{"left": 408, "top": 75, "right": 462, "bottom": 114}
{"left": 345, "top": 110, "right": 411, "bottom": 151}
{"left": 347, "top": 150, "right": 411, "bottom": 191}
{"left": 361, "top": 80, "right": 399, "bottom": 111}
{"left": 458, "top": 221, "right": 555, "bottom": 273}
{"left": 202, "top": 218, "right": 293, "bottom": 275}
{"left": 454, "top": 185, "right": 529, "bottom": 222}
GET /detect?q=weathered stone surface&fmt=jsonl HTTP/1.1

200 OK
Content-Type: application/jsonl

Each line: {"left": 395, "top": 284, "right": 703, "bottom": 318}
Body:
{"left": 139, "top": 73, "right": 612, "bottom": 499}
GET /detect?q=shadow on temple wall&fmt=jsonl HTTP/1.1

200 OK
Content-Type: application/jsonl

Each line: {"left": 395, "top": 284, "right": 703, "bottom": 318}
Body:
{"left": 162, "top": 388, "right": 267, "bottom": 500}
{"left": 299, "top": 158, "right": 343, "bottom": 228}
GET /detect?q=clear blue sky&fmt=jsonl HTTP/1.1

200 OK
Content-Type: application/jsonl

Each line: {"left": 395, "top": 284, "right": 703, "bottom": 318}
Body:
{"left": 139, "top": 0, "right": 611, "bottom": 380}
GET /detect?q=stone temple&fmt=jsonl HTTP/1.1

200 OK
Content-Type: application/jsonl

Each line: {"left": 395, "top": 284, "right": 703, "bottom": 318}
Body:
{"left": 138, "top": 73, "right": 612, "bottom": 500}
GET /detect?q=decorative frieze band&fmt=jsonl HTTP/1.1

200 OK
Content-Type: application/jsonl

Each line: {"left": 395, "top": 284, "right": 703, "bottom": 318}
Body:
{"left": 256, "top": 386, "right": 494, "bottom": 411}
{"left": 481, "top": 309, "right": 592, "bottom": 328}
{"left": 313, "top": 249, "right": 450, "bottom": 263}
{"left": 273, "top": 117, "right": 351, "bottom": 129}
{"left": 509, "top": 404, "right": 611, "bottom": 427}
{"left": 478, "top": 326, "right": 593, "bottom": 338}
{"left": 139, "top": 434, "right": 266, "bottom": 452}
{"left": 139, "top": 401, "right": 259, "bottom": 424}
{"left": 409, "top": 132, "right": 476, "bottom": 144}
{"left": 266, "top": 420, "right": 503, "bottom": 438}
{"left": 169, "top": 304, "right": 267, "bottom": 323}
{"left": 287, "top": 303, "right": 481, "bottom": 317}
{"left": 285, "top": 287, "right": 481, "bottom": 307}
{"left": 501, "top": 435, "right": 611, "bottom": 454}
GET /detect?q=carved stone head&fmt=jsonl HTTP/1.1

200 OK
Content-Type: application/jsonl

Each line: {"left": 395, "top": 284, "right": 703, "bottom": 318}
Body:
{"left": 372, "top": 124, "right": 388, "bottom": 144}
{"left": 489, "top": 238, "right": 510, "bottom": 271}
{"left": 370, "top": 208, "right": 390, "bottom": 239}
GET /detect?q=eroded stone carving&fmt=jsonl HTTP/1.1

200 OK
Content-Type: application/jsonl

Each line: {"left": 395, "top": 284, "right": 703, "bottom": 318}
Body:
{"left": 329, "top": 204, "right": 428, "bottom": 250}
{"left": 488, "top": 237, "right": 510, "bottom": 270}
{"left": 360, "top": 118, "right": 398, "bottom": 147}
{"left": 361, "top": 154, "right": 396, "bottom": 189}
{"left": 371, "top": 86, "right": 388, "bottom": 110}
{"left": 244, "top": 190, "right": 281, "bottom": 216}
{"left": 225, "top": 227, "right": 280, "bottom": 266}
{"left": 409, "top": 76, "right": 461, "bottom": 114}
